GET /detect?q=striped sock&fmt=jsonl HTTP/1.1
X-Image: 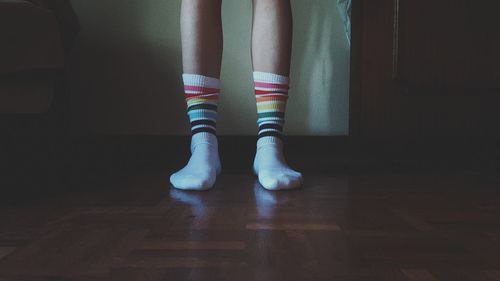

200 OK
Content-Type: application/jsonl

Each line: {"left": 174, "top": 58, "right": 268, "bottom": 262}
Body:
{"left": 183, "top": 74, "right": 220, "bottom": 136}
{"left": 254, "top": 71, "right": 289, "bottom": 141}
{"left": 252, "top": 71, "right": 302, "bottom": 190}
{"left": 170, "top": 74, "right": 221, "bottom": 191}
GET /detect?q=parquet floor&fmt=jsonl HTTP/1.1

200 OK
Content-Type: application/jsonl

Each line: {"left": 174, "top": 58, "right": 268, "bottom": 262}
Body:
{"left": 1, "top": 170, "right": 500, "bottom": 280}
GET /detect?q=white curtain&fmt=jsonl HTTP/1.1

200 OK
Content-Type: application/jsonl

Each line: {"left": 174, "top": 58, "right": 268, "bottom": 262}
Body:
{"left": 337, "top": 0, "right": 351, "bottom": 45}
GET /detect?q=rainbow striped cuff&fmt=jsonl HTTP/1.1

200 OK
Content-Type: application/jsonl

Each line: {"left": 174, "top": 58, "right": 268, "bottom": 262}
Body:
{"left": 254, "top": 71, "right": 289, "bottom": 140}
{"left": 183, "top": 74, "right": 221, "bottom": 136}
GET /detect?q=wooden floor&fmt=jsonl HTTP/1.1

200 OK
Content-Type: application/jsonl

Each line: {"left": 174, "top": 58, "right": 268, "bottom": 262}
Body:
{"left": 1, "top": 169, "right": 500, "bottom": 281}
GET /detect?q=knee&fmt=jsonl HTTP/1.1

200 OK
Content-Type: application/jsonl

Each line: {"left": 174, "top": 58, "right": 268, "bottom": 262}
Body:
{"left": 182, "top": 0, "right": 222, "bottom": 8}
{"left": 252, "top": 0, "right": 291, "bottom": 5}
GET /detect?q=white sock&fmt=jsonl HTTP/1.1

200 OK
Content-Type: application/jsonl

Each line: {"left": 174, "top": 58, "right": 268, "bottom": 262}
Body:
{"left": 170, "top": 132, "right": 221, "bottom": 190}
{"left": 253, "top": 136, "right": 302, "bottom": 190}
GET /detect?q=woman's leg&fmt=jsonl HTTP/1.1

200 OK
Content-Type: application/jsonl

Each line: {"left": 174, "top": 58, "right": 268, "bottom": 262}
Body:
{"left": 251, "top": 0, "right": 292, "bottom": 75}
{"left": 251, "top": 0, "right": 302, "bottom": 190}
{"left": 170, "top": 0, "right": 223, "bottom": 190}
{"left": 181, "top": 0, "right": 223, "bottom": 77}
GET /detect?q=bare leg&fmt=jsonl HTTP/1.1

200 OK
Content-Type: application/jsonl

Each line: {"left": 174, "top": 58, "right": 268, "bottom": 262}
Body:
{"left": 251, "top": 0, "right": 302, "bottom": 190}
{"left": 251, "top": 0, "right": 293, "bottom": 76}
{"left": 171, "top": 0, "right": 223, "bottom": 190}
{"left": 181, "top": 0, "right": 223, "bottom": 77}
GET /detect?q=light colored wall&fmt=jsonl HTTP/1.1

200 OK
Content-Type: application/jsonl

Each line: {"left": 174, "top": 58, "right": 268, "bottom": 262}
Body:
{"left": 68, "top": 0, "right": 350, "bottom": 136}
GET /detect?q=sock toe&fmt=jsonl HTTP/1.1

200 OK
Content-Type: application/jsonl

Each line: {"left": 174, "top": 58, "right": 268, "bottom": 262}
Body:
{"left": 285, "top": 172, "right": 303, "bottom": 189}
{"left": 258, "top": 169, "right": 302, "bottom": 190}
{"left": 288, "top": 171, "right": 303, "bottom": 184}
{"left": 279, "top": 172, "right": 302, "bottom": 190}
{"left": 259, "top": 173, "right": 280, "bottom": 190}
{"left": 170, "top": 172, "right": 215, "bottom": 191}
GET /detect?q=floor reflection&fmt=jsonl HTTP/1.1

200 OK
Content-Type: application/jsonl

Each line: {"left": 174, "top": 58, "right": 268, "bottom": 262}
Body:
{"left": 252, "top": 179, "right": 297, "bottom": 219}
{"left": 169, "top": 188, "right": 208, "bottom": 218}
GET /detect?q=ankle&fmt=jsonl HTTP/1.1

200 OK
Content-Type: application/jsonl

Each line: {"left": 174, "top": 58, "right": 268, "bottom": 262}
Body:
{"left": 191, "top": 132, "right": 218, "bottom": 152}
{"left": 257, "top": 136, "right": 283, "bottom": 150}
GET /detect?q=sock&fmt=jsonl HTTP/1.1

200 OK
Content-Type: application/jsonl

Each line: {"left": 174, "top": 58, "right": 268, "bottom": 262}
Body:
{"left": 170, "top": 74, "right": 221, "bottom": 190}
{"left": 253, "top": 71, "right": 302, "bottom": 190}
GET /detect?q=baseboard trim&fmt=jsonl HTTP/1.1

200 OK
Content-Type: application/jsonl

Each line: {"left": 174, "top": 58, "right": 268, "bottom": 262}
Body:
{"left": 60, "top": 135, "right": 500, "bottom": 173}
{"left": 2, "top": 134, "right": 499, "bottom": 192}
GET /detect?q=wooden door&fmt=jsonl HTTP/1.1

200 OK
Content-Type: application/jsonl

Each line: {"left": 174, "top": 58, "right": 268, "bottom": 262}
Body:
{"left": 350, "top": 0, "right": 500, "bottom": 141}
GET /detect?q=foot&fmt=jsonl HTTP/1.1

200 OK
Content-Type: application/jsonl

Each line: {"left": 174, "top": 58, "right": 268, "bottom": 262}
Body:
{"left": 170, "top": 133, "right": 221, "bottom": 190}
{"left": 253, "top": 136, "right": 302, "bottom": 190}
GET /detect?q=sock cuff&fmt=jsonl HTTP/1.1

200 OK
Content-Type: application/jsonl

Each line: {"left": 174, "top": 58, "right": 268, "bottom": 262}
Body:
{"left": 253, "top": 71, "right": 289, "bottom": 85}
{"left": 183, "top": 74, "right": 221, "bottom": 89}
